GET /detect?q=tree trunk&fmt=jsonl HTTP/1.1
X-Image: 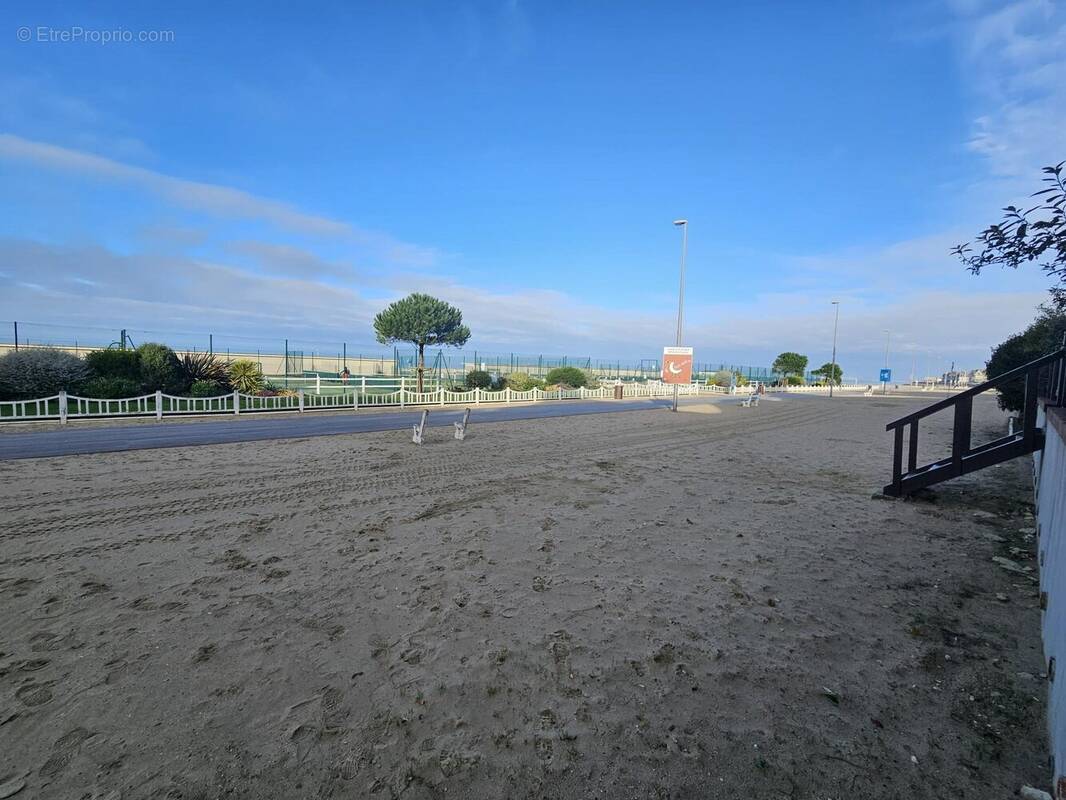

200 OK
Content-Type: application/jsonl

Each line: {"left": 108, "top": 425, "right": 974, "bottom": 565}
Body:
{"left": 417, "top": 343, "right": 425, "bottom": 394}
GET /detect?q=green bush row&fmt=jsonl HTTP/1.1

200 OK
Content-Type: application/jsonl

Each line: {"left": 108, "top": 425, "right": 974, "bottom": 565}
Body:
{"left": 0, "top": 344, "right": 265, "bottom": 401}
{"left": 457, "top": 367, "right": 600, "bottom": 392}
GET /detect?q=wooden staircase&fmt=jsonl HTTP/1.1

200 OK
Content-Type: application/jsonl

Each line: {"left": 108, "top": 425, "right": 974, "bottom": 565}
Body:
{"left": 884, "top": 347, "right": 1066, "bottom": 497}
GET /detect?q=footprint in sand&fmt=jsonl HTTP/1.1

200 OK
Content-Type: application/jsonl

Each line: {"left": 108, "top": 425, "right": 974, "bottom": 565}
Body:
{"left": 39, "top": 728, "right": 93, "bottom": 778}
{"left": 16, "top": 682, "right": 54, "bottom": 707}
{"left": 192, "top": 643, "right": 216, "bottom": 663}
{"left": 534, "top": 709, "right": 557, "bottom": 763}
{"left": 29, "top": 631, "right": 68, "bottom": 652}
{"left": 79, "top": 580, "right": 110, "bottom": 596}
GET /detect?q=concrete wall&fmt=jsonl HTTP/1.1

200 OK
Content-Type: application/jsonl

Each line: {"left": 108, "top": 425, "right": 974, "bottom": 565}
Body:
{"left": 0, "top": 343, "right": 396, "bottom": 377}
{"left": 1036, "top": 404, "right": 1066, "bottom": 798}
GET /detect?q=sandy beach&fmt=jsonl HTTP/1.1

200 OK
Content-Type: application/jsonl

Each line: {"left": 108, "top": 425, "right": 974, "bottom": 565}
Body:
{"left": 0, "top": 394, "right": 1049, "bottom": 798}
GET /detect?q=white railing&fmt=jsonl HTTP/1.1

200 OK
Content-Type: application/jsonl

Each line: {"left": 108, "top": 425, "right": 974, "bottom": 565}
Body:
{"left": 0, "top": 381, "right": 732, "bottom": 424}
{"left": 763, "top": 384, "right": 869, "bottom": 393}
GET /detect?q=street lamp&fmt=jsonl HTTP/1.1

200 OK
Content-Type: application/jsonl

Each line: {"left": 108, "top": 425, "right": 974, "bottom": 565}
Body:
{"left": 672, "top": 219, "right": 688, "bottom": 413}
{"left": 829, "top": 301, "right": 840, "bottom": 398}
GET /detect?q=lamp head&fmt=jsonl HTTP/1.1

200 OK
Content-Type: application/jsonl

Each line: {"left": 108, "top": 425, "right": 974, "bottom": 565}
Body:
{"left": 673, "top": 219, "right": 687, "bottom": 226}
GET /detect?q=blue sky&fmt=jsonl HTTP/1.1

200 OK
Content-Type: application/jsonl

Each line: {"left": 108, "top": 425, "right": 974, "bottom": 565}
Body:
{"left": 0, "top": 1, "right": 1063, "bottom": 380}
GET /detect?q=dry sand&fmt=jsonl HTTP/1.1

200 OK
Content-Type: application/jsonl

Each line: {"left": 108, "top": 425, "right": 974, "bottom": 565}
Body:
{"left": 0, "top": 394, "right": 1049, "bottom": 798}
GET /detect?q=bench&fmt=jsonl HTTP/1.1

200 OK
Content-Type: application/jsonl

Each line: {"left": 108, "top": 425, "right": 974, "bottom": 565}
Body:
{"left": 454, "top": 408, "right": 471, "bottom": 441}
{"left": 412, "top": 409, "right": 429, "bottom": 444}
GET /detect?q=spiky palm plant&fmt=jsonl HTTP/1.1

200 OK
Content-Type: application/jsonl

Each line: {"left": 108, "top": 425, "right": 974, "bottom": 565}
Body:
{"left": 229, "top": 359, "right": 265, "bottom": 394}
{"left": 181, "top": 352, "right": 232, "bottom": 390}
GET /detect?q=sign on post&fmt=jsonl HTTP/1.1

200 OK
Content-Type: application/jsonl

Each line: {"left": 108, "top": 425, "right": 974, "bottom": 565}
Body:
{"left": 662, "top": 347, "right": 694, "bottom": 385}
{"left": 880, "top": 368, "right": 892, "bottom": 383}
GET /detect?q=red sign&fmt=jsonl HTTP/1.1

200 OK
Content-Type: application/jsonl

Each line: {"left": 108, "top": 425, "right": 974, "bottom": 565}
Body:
{"left": 662, "top": 346, "right": 693, "bottom": 384}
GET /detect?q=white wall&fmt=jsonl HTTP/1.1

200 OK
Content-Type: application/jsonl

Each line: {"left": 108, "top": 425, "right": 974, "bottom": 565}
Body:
{"left": 1036, "top": 404, "right": 1066, "bottom": 798}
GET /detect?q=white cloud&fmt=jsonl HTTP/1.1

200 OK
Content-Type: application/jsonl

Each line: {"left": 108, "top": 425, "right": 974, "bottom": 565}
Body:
{"left": 226, "top": 240, "right": 358, "bottom": 280}
{"left": 0, "top": 237, "right": 1046, "bottom": 379}
{"left": 0, "top": 134, "right": 442, "bottom": 267}
{"left": 0, "top": 133, "right": 351, "bottom": 237}
{"left": 955, "top": 0, "right": 1066, "bottom": 182}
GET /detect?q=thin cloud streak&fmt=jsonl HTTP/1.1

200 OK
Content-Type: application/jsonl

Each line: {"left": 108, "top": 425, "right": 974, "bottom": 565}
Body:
{"left": 0, "top": 133, "right": 442, "bottom": 268}
{"left": 0, "top": 133, "right": 351, "bottom": 237}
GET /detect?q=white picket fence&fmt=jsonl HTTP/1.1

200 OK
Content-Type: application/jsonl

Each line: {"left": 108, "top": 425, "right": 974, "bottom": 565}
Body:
{"left": 0, "top": 381, "right": 732, "bottom": 424}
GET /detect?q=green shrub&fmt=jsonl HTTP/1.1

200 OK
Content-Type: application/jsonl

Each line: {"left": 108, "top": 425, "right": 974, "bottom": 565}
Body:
{"left": 189, "top": 380, "right": 224, "bottom": 397}
{"left": 987, "top": 306, "right": 1066, "bottom": 411}
{"left": 506, "top": 372, "right": 535, "bottom": 391}
{"left": 181, "top": 352, "right": 231, "bottom": 389}
{"left": 0, "top": 348, "right": 92, "bottom": 400}
{"left": 136, "top": 343, "right": 183, "bottom": 393}
{"left": 85, "top": 348, "right": 141, "bottom": 381}
{"left": 229, "top": 359, "right": 264, "bottom": 394}
{"left": 465, "top": 370, "right": 492, "bottom": 389}
{"left": 544, "top": 366, "right": 587, "bottom": 388}
{"left": 785, "top": 375, "right": 805, "bottom": 386}
{"left": 582, "top": 370, "right": 601, "bottom": 389}
{"left": 712, "top": 370, "right": 734, "bottom": 387}
{"left": 81, "top": 376, "right": 143, "bottom": 398}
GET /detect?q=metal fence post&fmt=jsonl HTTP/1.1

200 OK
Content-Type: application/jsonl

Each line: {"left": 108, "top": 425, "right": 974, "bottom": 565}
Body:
{"left": 400, "top": 376, "right": 405, "bottom": 408}
{"left": 58, "top": 390, "right": 67, "bottom": 425}
{"left": 155, "top": 390, "right": 163, "bottom": 421}
{"left": 353, "top": 389, "right": 358, "bottom": 411}
{"left": 316, "top": 374, "right": 321, "bottom": 395}
{"left": 298, "top": 388, "right": 304, "bottom": 413}
{"left": 233, "top": 390, "right": 240, "bottom": 415}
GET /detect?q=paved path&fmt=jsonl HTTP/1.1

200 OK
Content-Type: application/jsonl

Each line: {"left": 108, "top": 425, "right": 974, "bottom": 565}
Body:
{"left": 0, "top": 397, "right": 706, "bottom": 460}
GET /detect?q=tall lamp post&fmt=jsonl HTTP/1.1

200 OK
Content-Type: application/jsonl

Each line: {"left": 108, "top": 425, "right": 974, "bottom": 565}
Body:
{"left": 829, "top": 301, "right": 840, "bottom": 398}
{"left": 672, "top": 219, "right": 688, "bottom": 412}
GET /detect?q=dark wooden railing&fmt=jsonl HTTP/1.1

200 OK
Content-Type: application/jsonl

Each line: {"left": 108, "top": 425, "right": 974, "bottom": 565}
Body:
{"left": 884, "top": 347, "right": 1066, "bottom": 497}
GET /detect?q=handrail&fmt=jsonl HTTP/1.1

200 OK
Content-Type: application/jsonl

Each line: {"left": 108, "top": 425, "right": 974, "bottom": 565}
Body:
{"left": 884, "top": 346, "right": 1066, "bottom": 496}
{"left": 886, "top": 347, "right": 1066, "bottom": 430}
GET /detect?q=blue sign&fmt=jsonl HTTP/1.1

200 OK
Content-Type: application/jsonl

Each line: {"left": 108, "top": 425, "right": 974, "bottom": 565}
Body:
{"left": 880, "top": 368, "right": 892, "bottom": 382}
